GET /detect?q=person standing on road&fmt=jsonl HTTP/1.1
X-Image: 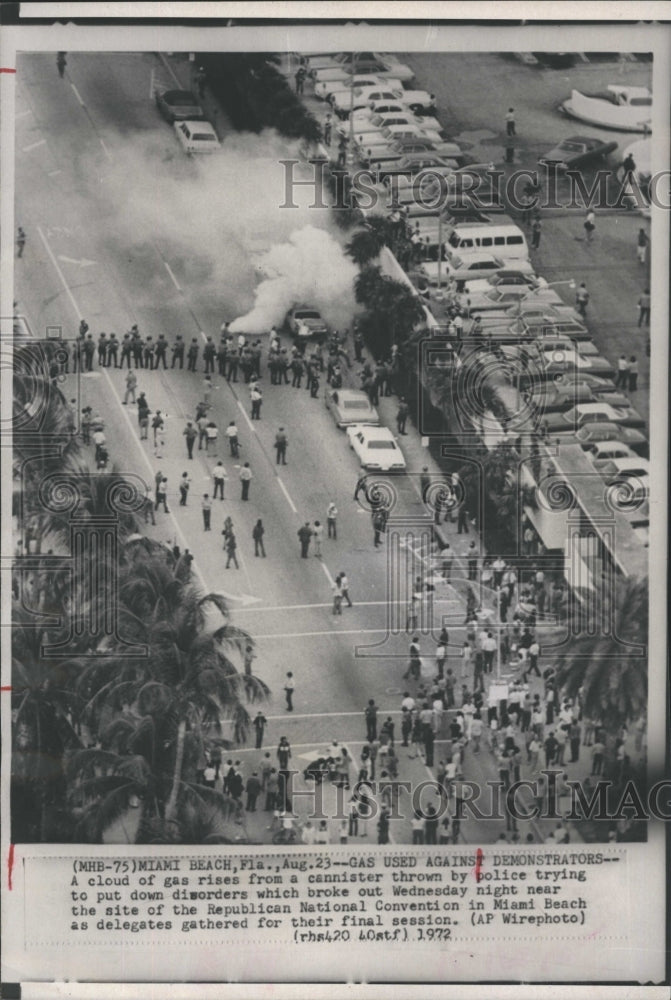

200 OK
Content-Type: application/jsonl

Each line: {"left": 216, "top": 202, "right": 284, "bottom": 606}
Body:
{"left": 253, "top": 518, "right": 266, "bottom": 557}
{"left": 505, "top": 107, "right": 516, "bottom": 136}
{"left": 364, "top": 699, "right": 378, "bottom": 741}
{"left": 239, "top": 463, "right": 252, "bottom": 501}
{"left": 183, "top": 421, "right": 197, "bottom": 458}
{"left": 284, "top": 674, "right": 295, "bottom": 712}
{"left": 123, "top": 369, "right": 137, "bottom": 406}
{"left": 295, "top": 65, "right": 306, "bottom": 95}
{"left": 253, "top": 711, "right": 267, "bottom": 749}
{"left": 396, "top": 397, "right": 409, "bottom": 435}
{"left": 627, "top": 356, "right": 639, "bottom": 392}
{"left": 531, "top": 217, "right": 541, "bottom": 250}
{"left": 16, "top": 227, "right": 26, "bottom": 258}
{"left": 178, "top": 472, "right": 191, "bottom": 506}
{"left": 575, "top": 282, "right": 589, "bottom": 317}
{"left": 201, "top": 493, "right": 212, "bottom": 531}
{"left": 327, "top": 501, "right": 338, "bottom": 538}
{"left": 615, "top": 354, "right": 630, "bottom": 389}
{"left": 274, "top": 427, "right": 288, "bottom": 465}
{"left": 155, "top": 477, "right": 169, "bottom": 514}
{"left": 636, "top": 228, "right": 649, "bottom": 264}
{"left": 312, "top": 520, "right": 324, "bottom": 557}
{"left": 323, "top": 112, "right": 332, "bottom": 145}
{"left": 205, "top": 420, "right": 218, "bottom": 455}
{"left": 226, "top": 421, "right": 240, "bottom": 457}
{"left": 187, "top": 338, "right": 199, "bottom": 372}
{"left": 212, "top": 461, "right": 226, "bottom": 499}
{"left": 171, "top": 335, "right": 184, "bottom": 369}
{"left": 250, "top": 383, "right": 263, "bottom": 420}
{"left": 298, "top": 522, "right": 312, "bottom": 558}
{"left": 339, "top": 571, "right": 353, "bottom": 607}
{"left": 56, "top": 52, "right": 67, "bottom": 77}
{"left": 332, "top": 574, "right": 343, "bottom": 615}
{"left": 225, "top": 531, "right": 239, "bottom": 569}
{"left": 637, "top": 288, "right": 650, "bottom": 327}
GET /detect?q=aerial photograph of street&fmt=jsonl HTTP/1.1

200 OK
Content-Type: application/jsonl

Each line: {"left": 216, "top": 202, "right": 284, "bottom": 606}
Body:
{"left": 11, "top": 45, "right": 656, "bottom": 849}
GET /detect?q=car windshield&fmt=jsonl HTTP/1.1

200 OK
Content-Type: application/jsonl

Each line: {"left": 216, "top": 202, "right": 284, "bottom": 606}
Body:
{"left": 296, "top": 311, "right": 320, "bottom": 320}
{"left": 343, "top": 400, "right": 370, "bottom": 410}
{"left": 193, "top": 132, "right": 216, "bottom": 141}
{"left": 168, "top": 91, "right": 197, "bottom": 105}
{"left": 559, "top": 141, "right": 584, "bottom": 152}
{"left": 368, "top": 440, "right": 396, "bottom": 449}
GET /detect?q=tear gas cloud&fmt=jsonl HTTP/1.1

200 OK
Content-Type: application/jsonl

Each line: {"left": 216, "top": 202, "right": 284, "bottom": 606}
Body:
{"left": 97, "top": 128, "right": 358, "bottom": 330}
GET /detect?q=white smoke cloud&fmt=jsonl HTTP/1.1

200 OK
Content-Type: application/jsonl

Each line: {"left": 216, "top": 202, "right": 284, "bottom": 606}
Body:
{"left": 230, "top": 225, "right": 358, "bottom": 335}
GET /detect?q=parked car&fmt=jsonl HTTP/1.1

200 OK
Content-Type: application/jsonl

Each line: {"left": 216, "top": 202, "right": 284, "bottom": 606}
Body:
{"left": 541, "top": 401, "right": 646, "bottom": 434}
{"left": 596, "top": 455, "right": 650, "bottom": 481}
{"left": 155, "top": 89, "right": 204, "bottom": 123}
{"left": 586, "top": 440, "right": 638, "bottom": 464}
{"left": 346, "top": 425, "right": 406, "bottom": 471}
{"left": 559, "top": 85, "right": 652, "bottom": 133}
{"left": 459, "top": 286, "right": 564, "bottom": 314}
{"left": 538, "top": 135, "right": 618, "bottom": 170}
{"left": 338, "top": 108, "right": 430, "bottom": 137}
{"left": 331, "top": 87, "right": 405, "bottom": 117}
{"left": 568, "top": 421, "right": 649, "bottom": 456}
{"left": 315, "top": 75, "right": 403, "bottom": 102}
{"left": 325, "top": 389, "right": 380, "bottom": 428}
{"left": 286, "top": 306, "right": 329, "bottom": 341}
{"left": 419, "top": 252, "right": 535, "bottom": 289}
{"left": 460, "top": 270, "right": 546, "bottom": 293}
{"left": 311, "top": 54, "right": 414, "bottom": 84}
{"left": 377, "top": 153, "right": 457, "bottom": 184}
{"left": 173, "top": 120, "right": 220, "bottom": 153}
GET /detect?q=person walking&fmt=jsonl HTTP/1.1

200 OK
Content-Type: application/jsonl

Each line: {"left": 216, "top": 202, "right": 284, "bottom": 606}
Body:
{"left": 57, "top": 51, "right": 67, "bottom": 77}
{"left": 225, "top": 531, "right": 239, "bottom": 569}
{"left": 627, "top": 355, "right": 639, "bottom": 392}
{"left": 16, "top": 227, "right": 26, "bottom": 258}
{"left": 182, "top": 421, "right": 197, "bottom": 459}
{"left": 187, "top": 338, "right": 199, "bottom": 372}
{"left": 239, "top": 463, "right": 252, "bottom": 500}
{"left": 636, "top": 227, "right": 649, "bottom": 264}
{"left": 171, "top": 335, "right": 185, "bottom": 369}
{"left": 505, "top": 107, "right": 516, "bottom": 136}
{"left": 253, "top": 711, "right": 267, "bottom": 749}
{"left": 178, "top": 472, "right": 191, "bottom": 506}
{"left": 364, "top": 699, "right": 378, "bottom": 742}
{"left": 298, "top": 522, "right": 312, "bottom": 558}
{"left": 575, "top": 282, "right": 589, "bottom": 317}
{"left": 151, "top": 410, "right": 164, "bottom": 449}
{"left": 284, "top": 673, "right": 295, "bottom": 712}
{"left": 339, "top": 571, "right": 353, "bottom": 607}
{"left": 155, "top": 477, "right": 169, "bottom": 514}
{"left": 327, "top": 501, "right": 338, "bottom": 539}
{"left": 245, "top": 772, "right": 261, "bottom": 812}
{"left": 274, "top": 428, "right": 288, "bottom": 465}
{"left": 252, "top": 518, "right": 266, "bottom": 557}
{"left": 583, "top": 209, "right": 596, "bottom": 243}
{"left": 312, "top": 520, "right": 324, "bottom": 557}
{"left": 531, "top": 217, "right": 541, "bottom": 250}
{"left": 212, "top": 461, "right": 227, "bottom": 499}
{"left": 323, "top": 112, "right": 332, "bottom": 145}
{"left": 637, "top": 288, "right": 650, "bottom": 327}
{"left": 295, "top": 64, "right": 306, "bottom": 95}
{"left": 201, "top": 493, "right": 212, "bottom": 531}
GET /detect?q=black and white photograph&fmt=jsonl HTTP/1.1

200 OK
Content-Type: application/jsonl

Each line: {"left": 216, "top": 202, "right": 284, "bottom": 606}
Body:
{"left": 1, "top": 2, "right": 669, "bottom": 991}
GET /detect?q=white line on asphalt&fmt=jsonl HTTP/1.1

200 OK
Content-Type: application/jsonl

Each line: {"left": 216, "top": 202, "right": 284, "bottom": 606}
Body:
{"left": 234, "top": 601, "right": 394, "bottom": 613}
{"left": 71, "top": 83, "right": 85, "bottom": 106}
{"left": 277, "top": 476, "right": 298, "bottom": 514}
{"left": 48, "top": 170, "right": 62, "bottom": 177}
{"left": 237, "top": 398, "right": 255, "bottom": 433}
{"left": 320, "top": 561, "right": 335, "bottom": 586}
{"left": 99, "top": 138, "right": 112, "bottom": 161}
{"left": 37, "top": 226, "right": 81, "bottom": 317}
{"left": 22, "top": 138, "right": 46, "bottom": 152}
{"left": 164, "top": 260, "right": 181, "bottom": 291}
{"left": 16, "top": 109, "right": 32, "bottom": 119}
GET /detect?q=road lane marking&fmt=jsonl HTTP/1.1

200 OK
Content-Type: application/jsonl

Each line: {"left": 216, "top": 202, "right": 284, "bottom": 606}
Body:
{"left": 237, "top": 398, "right": 255, "bottom": 433}
{"left": 48, "top": 170, "right": 62, "bottom": 176}
{"left": 71, "top": 83, "right": 85, "bottom": 106}
{"left": 233, "top": 598, "right": 461, "bottom": 613}
{"left": 277, "top": 476, "right": 298, "bottom": 513}
{"left": 99, "top": 137, "right": 112, "bottom": 161}
{"left": 164, "top": 260, "right": 181, "bottom": 291}
{"left": 320, "top": 561, "right": 335, "bottom": 586}
{"left": 37, "top": 225, "right": 81, "bottom": 317}
{"left": 16, "top": 108, "right": 32, "bottom": 118}
{"left": 158, "top": 52, "right": 182, "bottom": 88}
{"left": 22, "top": 138, "right": 46, "bottom": 152}
{"left": 253, "top": 628, "right": 401, "bottom": 640}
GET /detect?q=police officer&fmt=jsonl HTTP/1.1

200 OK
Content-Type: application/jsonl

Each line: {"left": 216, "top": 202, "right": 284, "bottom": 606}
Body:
{"left": 290, "top": 357, "right": 303, "bottom": 388}
{"left": 143, "top": 336, "right": 155, "bottom": 370}
{"left": 171, "top": 334, "right": 185, "bottom": 369}
{"left": 120, "top": 334, "right": 132, "bottom": 369}
{"left": 97, "top": 332, "right": 108, "bottom": 367}
{"left": 187, "top": 338, "right": 199, "bottom": 372}
{"left": 155, "top": 334, "right": 168, "bottom": 369}
{"left": 83, "top": 334, "right": 95, "bottom": 372}
{"left": 107, "top": 333, "right": 119, "bottom": 368}
{"left": 203, "top": 337, "right": 216, "bottom": 374}
{"left": 226, "top": 349, "right": 239, "bottom": 383}
{"left": 131, "top": 326, "right": 144, "bottom": 368}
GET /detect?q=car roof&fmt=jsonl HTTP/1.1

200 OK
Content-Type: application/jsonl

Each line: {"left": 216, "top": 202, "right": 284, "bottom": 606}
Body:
{"left": 604, "top": 456, "right": 649, "bottom": 470}
{"left": 336, "top": 389, "right": 371, "bottom": 401}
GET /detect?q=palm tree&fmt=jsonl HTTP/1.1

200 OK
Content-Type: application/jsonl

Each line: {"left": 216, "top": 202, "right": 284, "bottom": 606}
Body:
{"left": 554, "top": 577, "right": 648, "bottom": 741}
{"left": 346, "top": 227, "right": 386, "bottom": 267}
{"left": 458, "top": 442, "right": 520, "bottom": 549}
{"left": 76, "top": 548, "right": 267, "bottom": 842}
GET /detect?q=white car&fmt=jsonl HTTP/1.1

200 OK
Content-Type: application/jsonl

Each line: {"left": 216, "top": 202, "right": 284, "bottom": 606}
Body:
{"left": 331, "top": 87, "right": 404, "bottom": 117}
{"left": 311, "top": 53, "right": 414, "bottom": 84}
{"left": 346, "top": 425, "right": 406, "bottom": 471}
{"left": 174, "top": 120, "right": 220, "bottom": 153}
{"left": 420, "top": 252, "right": 534, "bottom": 288}
{"left": 338, "top": 108, "right": 425, "bottom": 137}
{"left": 315, "top": 75, "right": 403, "bottom": 101}
{"left": 355, "top": 121, "right": 444, "bottom": 150}
{"left": 339, "top": 101, "right": 410, "bottom": 132}
{"left": 325, "top": 389, "right": 380, "bottom": 428}
{"left": 596, "top": 456, "right": 650, "bottom": 482}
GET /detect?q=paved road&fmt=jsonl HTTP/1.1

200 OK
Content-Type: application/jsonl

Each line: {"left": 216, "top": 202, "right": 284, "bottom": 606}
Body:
{"left": 15, "top": 50, "right": 602, "bottom": 846}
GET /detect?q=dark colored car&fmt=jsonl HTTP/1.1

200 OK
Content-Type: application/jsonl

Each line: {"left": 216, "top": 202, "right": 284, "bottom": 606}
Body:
{"left": 155, "top": 89, "right": 204, "bottom": 123}
{"left": 538, "top": 135, "right": 618, "bottom": 171}
{"left": 561, "top": 421, "right": 649, "bottom": 457}
{"left": 533, "top": 52, "right": 577, "bottom": 69}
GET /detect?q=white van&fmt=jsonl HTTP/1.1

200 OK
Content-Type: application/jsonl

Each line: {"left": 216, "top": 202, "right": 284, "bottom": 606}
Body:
{"left": 443, "top": 217, "right": 529, "bottom": 260}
